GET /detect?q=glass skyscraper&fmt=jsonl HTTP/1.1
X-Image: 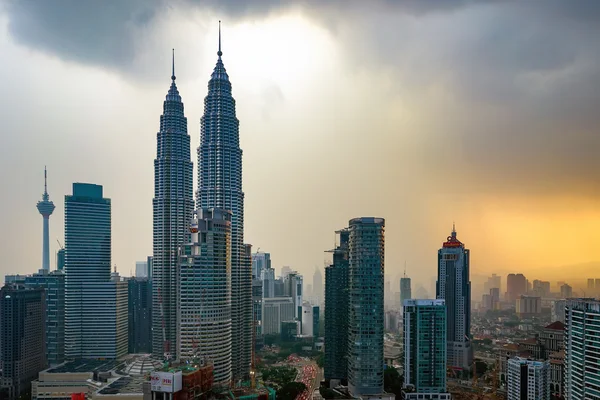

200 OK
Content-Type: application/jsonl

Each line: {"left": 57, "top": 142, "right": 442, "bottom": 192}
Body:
{"left": 565, "top": 299, "right": 600, "bottom": 399}
{"left": 324, "top": 228, "right": 350, "bottom": 382}
{"left": 403, "top": 299, "right": 447, "bottom": 397}
{"left": 436, "top": 225, "right": 472, "bottom": 372}
{"left": 347, "top": 217, "right": 385, "bottom": 397}
{"left": 177, "top": 208, "right": 232, "bottom": 386}
{"left": 197, "top": 26, "right": 251, "bottom": 379}
{"left": 128, "top": 277, "right": 152, "bottom": 354}
{"left": 152, "top": 53, "right": 194, "bottom": 358}
{"left": 400, "top": 273, "right": 412, "bottom": 311}
{"left": 64, "top": 183, "right": 127, "bottom": 359}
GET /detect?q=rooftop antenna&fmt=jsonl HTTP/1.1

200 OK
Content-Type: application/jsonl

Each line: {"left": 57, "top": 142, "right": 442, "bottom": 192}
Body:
{"left": 404, "top": 261, "right": 407, "bottom": 278}
{"left": 217, "top": 20, "right": 222, "bottom": 58}
{"left": 171, "top": 48, "right": 175, "bottom": 81}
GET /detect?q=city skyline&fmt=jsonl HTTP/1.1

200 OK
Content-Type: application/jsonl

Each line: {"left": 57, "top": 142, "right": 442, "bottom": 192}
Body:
{"left": 4, "top": 3, "right": 600, "bottom": 286}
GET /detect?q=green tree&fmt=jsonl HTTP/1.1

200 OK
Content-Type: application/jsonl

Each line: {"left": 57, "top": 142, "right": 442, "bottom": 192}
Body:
{"left": 278, "top": 382, "right": 307, "bottom": 400}
{"left": 384, "top": 367, "right": 403, "bottom": 399}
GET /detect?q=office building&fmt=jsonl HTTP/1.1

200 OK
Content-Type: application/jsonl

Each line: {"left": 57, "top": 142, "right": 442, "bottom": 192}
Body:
{"left": 252, "top": 279, "right": 263, "bottom": 350}
{"left": 565, "top": 299, "right": 600, "bottom": 399}
{"left": 516, "top": 296, "right": 542, "bottom": 318}
{"left": 177, "top": 209, "right": 232, "bottom": 386}
{"left": 483, "top": 273, "right": 502, "bottom": 295}
{"left": 262, "top": 298, "right": 295, "bottom": 335}
{"left": 507, "top": 358, "right": 550, "bottom": 400}
{"left": 252, "top": 253, "right": 271, "bottom": 280}
{"left": 36, "top": 167, "right": 55, "bottom": 272}
{"left": 301, "top": 302, "right": 314, "bottom": 337}
{"left": 56, "top": 249, "right": 65, "bottom": 271}
{"left": 400, "top": 271, "right": 412, "bottom": 311}
{"left": 128, "top": 278, "right": 152, "bottom": 354}
{"left": 588, "top": 278, "right": 595, "bottom": 291}
{"left": 64, "top": 183, "right": 127, "bottom": 359}
{"left": 560, "top": 284, "right": 572, "bottom": 299}
{"left": 284, "top": 272, "right": 303, "bottom": 318}
{"left": 197, "top": 24, "right": 251, "bottom": 380}
{"left": 0, "top": 285, "right": 46, "bottom": 400}
{"left": 24, "top": 270, "right": 65, "bottom": 365}
{"left": 596, "top": 279, "right": 600, "bottom": 293}
{"left": 260, "top": 267, "right": 275, "bottom": 299}
{"left": 135, "top": 260, "right": 150, "bottom": 279}
{"left": 506, "top": 274, "right": 527, "bottom": 303}
{"left": 532, "top": 280, "right": 550, "bottom": 298}
{"left": 273, "top": 279, "right": 284, "bottom": 297}
{"left": 436, "top": 225, "right": 472, "bottom": 371}
{"left": 347, "top": 217, "right": 385, "bottom": 397}
{"left": 489, "top": 287, "right": 500, "bottom": 310}
{"left": 312, "top": 268, "right": 323, "bottom": 306}
{"left": 552, "top": 300, "right": 566, "bottom": 323}
{"left": 152, "top": 52, "right": 194, "bottom": 359}
{"left": 324, "top": 228, "right": 350, "bottom": 382}
{"left": 403, "top": 299, "right": 449, "bottom": 400}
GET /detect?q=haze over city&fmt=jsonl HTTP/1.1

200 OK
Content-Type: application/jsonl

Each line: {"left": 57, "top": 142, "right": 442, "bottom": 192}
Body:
{"left": 2, "top": 1, "right": 600, "bottom": 289}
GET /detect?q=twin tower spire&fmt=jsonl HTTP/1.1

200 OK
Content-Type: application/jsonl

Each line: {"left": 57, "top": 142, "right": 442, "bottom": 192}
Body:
{"left": 170, "top": 20, "right": 222, "bottom": 83}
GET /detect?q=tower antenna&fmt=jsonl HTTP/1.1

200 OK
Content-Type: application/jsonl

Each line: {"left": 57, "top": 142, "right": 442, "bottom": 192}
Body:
{"left": 171, "top": 48, "right": 175, "bottom": 81}
{"left": 217, "top": 20, "right": 222, "bottom": 58}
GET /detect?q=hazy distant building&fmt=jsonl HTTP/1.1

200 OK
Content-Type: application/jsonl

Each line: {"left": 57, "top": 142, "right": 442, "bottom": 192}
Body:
{"left": 565, "top": 299, "right": 600, "bottom": 399}
{"left": 253, "top": 279, "right": 263, "bottom": 350}
{"left": 177, "top": 209, "right": 232, "bottom": 386}
{"left": 0, "top": 285, "right": 46, "bottom": 400}
{"left": 252, "top": 252, "right": 271, "bottom": 280}
{"left": 24, "top": 270, "right": 65, "bottom": 365}
{"left": 560, "top": 284, "right": 573, "bottom": 299}
{"left": 347, "top": 217, "right": 385, "bottom": 397}
{"left": 56, "top": 248, "right": 65, "bottom": 271}
{"left": 516, "top": 296, "right": 542, "bottom": 318}
{"left": 301, "top": 302, "right": 314, "bottom": 337}
{"left": 490, "top": 288, "right": 500, "bottom": 310}
{"left": 484, "top": 274, "right": 502, "bottom": 294}
{"left": 312, "top": 268, "right": 323, "bottom": 306}
{"left": 552, "top": 300, "right": 566, "bottom": 323}
{"left": 506, "top": 274, "right": 527, "bottom": 303}
{"left": 403, "top": 299, "right": 449, "bottom": 400}
{"left": 128, "top": 277, "right": 152, "bottom": 354}
{"left": 284, "top": 272, "right": 303, "bottom": 318}
{"left": 436, "top": 225, "right": 472, "bottom": 371}
{"left": 273, "top": 278, "right": 284, "bottom": 297}
{"left": 400, "top": 272, "right": 412, "bottom": 311}
{"left": 262, "top": 298, "right": 295, "bottom": 335}
{"left": 507, "top": 358, "right": 550, "bottom": 400}
{"left": 324, "top": 228, "right": 350, "bottom": 382}
{"left": 135, "top": 261, "right": 149, "bottom": 278}
{"left": 533, "top": 280, "right": 551, "bottom": 298}
{"left": 588, "top": 278, "right": 594, "bottom": 291}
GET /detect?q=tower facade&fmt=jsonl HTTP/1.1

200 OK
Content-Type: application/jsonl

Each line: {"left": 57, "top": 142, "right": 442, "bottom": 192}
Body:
{"left": 347, "top": 217, "right": 385, "bottom": 397}
{"left": 177, "top": 209, "right": 232, "bottom": 385}
{"left": 152, "top": 53, "right": 194, "bottom": 359}
{"left": 64, "top": 183, "right": 127, "bottom": 359}
{"left": 128, "top": 277, "right": 152, "bottom": 354}
{"left": 436, "top": 225, "right": 472, "bottom": 371}
{"left": 507, "top": 358, "right": 550, "bottom": 400}
{"left": 197, "top": 26, "right": 251, "bottom": 379}
{"left": 36, "top": 167, "right": 55, "bottom": 271}
{"left": 324, "top": 229, "right": 350, "bottom": 382}
{"left": 403, "top": 299, "right": 447, "bottom": 396}
{"left": 400, "top": 274, "right": 412, "bottom": 311}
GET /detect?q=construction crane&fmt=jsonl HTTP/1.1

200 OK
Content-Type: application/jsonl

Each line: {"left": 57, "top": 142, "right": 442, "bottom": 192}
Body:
{"left": 56, "top": 239, "right": 64, "bottom": 249}
{"left": 157, "top": 287, "right": 171, "bottom": 362}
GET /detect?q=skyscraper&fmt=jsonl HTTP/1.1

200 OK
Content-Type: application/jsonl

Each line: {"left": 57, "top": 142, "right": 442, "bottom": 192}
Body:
{"left": 507, "top": 358, "right": 550, "bottom": 400}
{"left": 324, "top": 228, "right": 350, "bottom": 382}
{"left": 177, "top": 209, "right": 232, "bottom": 386}
{"left": 64, "top": 183, "right": 127, "bottom": 359}
{"left": 312, "top": 268, "right": 323, "bottom": 306}
{"left": 197, "top": 23, "right": 250, "bottom": 379}
{"left": 36, "top": 167, "right": 55, "bottom": 272}
{"left": 506, "top": 273, "right": 527, "bottom": 303}
{"left": 252, "top": 252, "right": 271, "bottom": 280}
{"left": 565, "top": 299, "right": 600, "bottom": 399}
{"left": 403, "top": 299, "right": 449, "bottom": 400}
{"left": 252, "top": 279, "right": 263, "bottom": 350}
{"left": 400, "top": 267, "right": 412, "bottom": 311}
{"left": 24, "top": 270, "right": 65, "bottom": 365}
{"left": 0, "top": 285, "right": 46, "bottom": 400}
{"left": 347, "top": 217, "right": 385, "bottom": 397}
{"left": 436, "top": 225, "right": 472, "bottom": 372}
{"left": 284, "top": 272, "right": 303, "bottom": 318}
{"left": 128, "top": 277, "right": 152, "bottom": 354}
{"left": 152, "top": 51, "right": 194, "bottom": 358}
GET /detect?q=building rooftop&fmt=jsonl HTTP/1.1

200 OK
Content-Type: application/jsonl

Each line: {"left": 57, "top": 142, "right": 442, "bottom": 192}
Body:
{"left": 122, "top": 356, "right": 162, "bottom": 376}
{"left": 47, "top": 359, "right": 123, "bottom": 374}
{"left": 96, "top": 376, "right": 147, "bottom": 396}
{"left": 545, "top": 321, "right": 565, "bottom": 331}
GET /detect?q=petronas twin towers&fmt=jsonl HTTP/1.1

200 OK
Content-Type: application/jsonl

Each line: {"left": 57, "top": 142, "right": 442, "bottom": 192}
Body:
{"left": 152, "top": 25, "right": 251, "bottom": 382}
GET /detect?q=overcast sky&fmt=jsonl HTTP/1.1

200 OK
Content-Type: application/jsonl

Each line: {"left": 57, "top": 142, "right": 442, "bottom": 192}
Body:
{"left": 2, "top": 1, "right": 600, "bottom": 291}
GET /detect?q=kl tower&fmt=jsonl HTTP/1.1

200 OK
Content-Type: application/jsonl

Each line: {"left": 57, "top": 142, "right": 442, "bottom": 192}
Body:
{"left": 36, "top": 167, "right": 55, "bottom": 271}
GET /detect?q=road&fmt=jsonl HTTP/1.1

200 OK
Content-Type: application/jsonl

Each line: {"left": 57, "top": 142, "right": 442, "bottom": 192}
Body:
{"left": 282, "top": 355, "right": 321, "bottom": 400}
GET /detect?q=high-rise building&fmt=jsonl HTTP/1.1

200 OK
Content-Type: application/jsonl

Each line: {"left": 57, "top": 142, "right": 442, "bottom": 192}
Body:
{"left": 347, "top": 217, "right": 385, "bottom": 397}
{"left": 24, "top": 270, "right": 65, "bottom": 365}
{"left": 552, "top": 300, "right": 566, "bottom": 323}
{"left": 280, "top": 267, "right": 292, "bottom": 280}
{"left": 135, "top": 260, "right": 149, "bottom": 278}
{"left": 252, "top": 253, "right": 271, "bottom": 280}
{"left": 560, "top": 284, "right": 572, "bottom": 299}
{"left": 152, "top": 51, "right": 194, "bottom": 359}
{"left": 595, "top": 279, "right": 600, "bottom": 292}
{"left": 36, "top": 167, "right": 55, "bottom": 272}
{"left": 324, "top": 228, "right": 350, "bottom": 382}
{"left": 507, "top": 358, "right": 550, "bottom": 400}
{"left": 400, "top": 269, "right": 412, "bottom": 311}
{"left": 0, "top": 285, "right": 47, "bottom": 400}
{"left": 436, "top": 225, "right": 472, "bottom": 371}
{"left": 56, "top": 248, "right": 65, "bottom": 271}
{"left": 506, "top": 274, "right": 527, "bottom": 303}
{"left": 532, "top": 280, "right": 550, "bottom": 298}
{"left": 262, "top": 298, "right": 296, "bottom": 335}
{"left": 565, "top": 299, "right": 600, "bottom": 399}
{"left": 273, "top": 278, "right": 284, "bottom": 297}
{"left": 284, "top": 272, "right": 303, "bottom": 318}
{"left": 403, "top": 299, "right": 449, "bottom": 400}
{"left": 301, "top": 302, "right": 314, "bottom": 337}
{"left": 177, "top": 209, "right": 232, "bottom": 386}
{"left": 489, "top": 287, "right": 500, "bottom": 310}
{"left": 252, "top": 279, "right": 263, "bottom": 350}
{"left": 128, "top": 277, "right": 152, "bottom": 354}
{"left": 260, "top": 267, "right": 275, "bottom": 299}
{"left": 516, "top": 295, "right": 542, "bottom": 318}
{"left": 312, "top": 268, "right": 323, "bottom": 306}
{"left": 197, "top": 24, "right": 251, "bottom": 380}
{"left": 312, "top": 305, "right": 320, "bottom": 338}
{"left": 64, "top": 183, "right": 127, "bottom": 359}
{"left": 588, "top": 278, "right": 595, "bottom": 291}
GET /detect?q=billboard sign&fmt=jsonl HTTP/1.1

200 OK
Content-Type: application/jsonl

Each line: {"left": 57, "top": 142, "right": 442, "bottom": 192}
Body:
{"left": 151, "top": 371, "right": 183, "bottom": 393}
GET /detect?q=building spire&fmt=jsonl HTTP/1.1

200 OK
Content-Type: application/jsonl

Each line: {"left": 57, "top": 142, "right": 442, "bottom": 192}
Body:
{"left": 43, "top": 166, "right": 48, "bottom": 200}
{"left": 171, "top": 48, "right": 176, "bottom": 81}
{"left": 404, "top": 261, "right": 407, "bottom": 278}
{"left": 217, "top": 20, "right": 222, "bottom": 59}
{"left": 452, "top": 221, "right": 456, "bottom": 237}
